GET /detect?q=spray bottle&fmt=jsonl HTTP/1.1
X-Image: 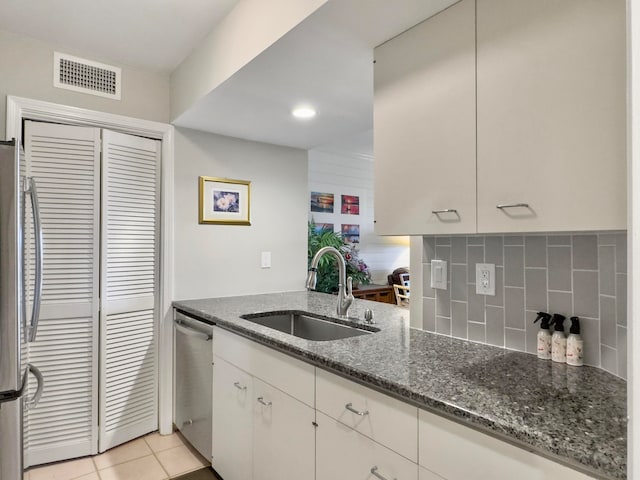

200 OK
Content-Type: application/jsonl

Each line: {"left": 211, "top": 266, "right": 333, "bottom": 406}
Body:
{"left": 550, "top": 313, "right": 567, "bottom": 363}
{"left": 566, "top": 316, "right": 584, "bottom": 367}
{"left": 533, "top": 312, "right": 552, "bottom": 360}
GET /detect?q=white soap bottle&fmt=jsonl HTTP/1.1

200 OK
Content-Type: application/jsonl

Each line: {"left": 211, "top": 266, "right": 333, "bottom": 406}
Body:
{"left": 566, "top": 316, "right": 584, "bottom": 367}
{"left": 550, "top": 314, "right": 567, "bottom": 364}
{"left": 534, "top": 311, "right": 552, "bottom": 360}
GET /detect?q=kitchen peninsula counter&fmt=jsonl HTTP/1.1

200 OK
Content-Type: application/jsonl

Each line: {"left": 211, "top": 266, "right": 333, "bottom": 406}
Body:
{"left": 173, "top": 291, "right": 626, "bottom": 479}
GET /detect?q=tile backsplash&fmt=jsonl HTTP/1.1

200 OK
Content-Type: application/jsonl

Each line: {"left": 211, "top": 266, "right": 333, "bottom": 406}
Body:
{"left": 421, "top": 233, "right": 627, "bottom": 378}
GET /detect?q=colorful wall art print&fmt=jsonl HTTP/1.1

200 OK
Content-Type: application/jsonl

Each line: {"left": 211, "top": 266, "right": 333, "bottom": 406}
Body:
{"left": 313, "top": 223, "right": 334, "bottom": 234}
{"left": 199, "top": 176, "right": 251, "bottom": 225}
{"left": 341, "top": 195, "right": 360, "bottom": 215}
{"left": 310, "top": 192, "right": 334, "bottom": 213}
{"left": 341, "top": 224, "right": 360, "bottom": 243}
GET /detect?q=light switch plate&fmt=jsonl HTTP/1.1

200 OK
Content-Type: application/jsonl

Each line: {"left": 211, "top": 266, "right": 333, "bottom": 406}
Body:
{"left": 261, "top": 251, "right": 272, "bottom": 269}
{"left": 430, "top": 260, "right": 447, "bottom": 290}
{"left": 475, "top": 263, "right": 495, "bottom": 296}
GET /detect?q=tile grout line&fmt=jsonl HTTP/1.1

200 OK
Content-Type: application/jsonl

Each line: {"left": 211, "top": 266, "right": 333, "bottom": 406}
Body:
{"left": 144, "top": 436, "right": 172, "bottom": 480}
{"left": 90, "top": 455, "right": 102, "bottom": 480}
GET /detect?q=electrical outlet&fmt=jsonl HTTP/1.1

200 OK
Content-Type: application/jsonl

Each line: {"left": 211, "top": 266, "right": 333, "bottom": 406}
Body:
{"left": 475, "top": 263, "right": 495, "bottom": 296}
{"left": 430, "top": 260, "right": 447, "bottom": 290}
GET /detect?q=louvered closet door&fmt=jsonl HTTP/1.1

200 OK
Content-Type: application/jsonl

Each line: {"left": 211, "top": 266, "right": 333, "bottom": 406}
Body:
{"left": 99, "top": 130, "right": 161, "bottom": 452}
{"left": 23, "top": 121, "right": 100, "bottom": 466}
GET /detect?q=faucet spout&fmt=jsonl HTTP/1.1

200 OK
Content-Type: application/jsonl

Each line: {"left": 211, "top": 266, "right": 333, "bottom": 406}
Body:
{"left": 306, "top": 246, "right": 354, "bottom": 318}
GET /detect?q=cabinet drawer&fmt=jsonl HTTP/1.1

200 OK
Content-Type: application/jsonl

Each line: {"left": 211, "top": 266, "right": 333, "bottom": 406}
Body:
{"left": 317, "top": 412, "right": 418, "bottom": 480}
{"left": 316, "top": 368, "right": 418, "bottom": 462}
{"left": 419, "top": 466, "right": 444, "bottom": 480}
{"left": 419, "top": 410, "right": 595, "bottom": 480}
{"left": 213, "top": 327, "right": 315, "bottom": 407}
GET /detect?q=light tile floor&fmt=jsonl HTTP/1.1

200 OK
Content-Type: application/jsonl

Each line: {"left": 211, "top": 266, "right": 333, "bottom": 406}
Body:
{"left": 25, "top": 431, "right": 210, "bottom": 480}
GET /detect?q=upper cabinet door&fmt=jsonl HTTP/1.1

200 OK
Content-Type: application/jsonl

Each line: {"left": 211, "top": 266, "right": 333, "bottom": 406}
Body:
{"left": 374, "top": 0, "right": 476, "bottom": 235}
{"left": 476, "top": 0, "right": 626, "bottom": 233}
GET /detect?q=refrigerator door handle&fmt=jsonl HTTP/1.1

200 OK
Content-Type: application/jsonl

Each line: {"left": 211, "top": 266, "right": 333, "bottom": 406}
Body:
{"left": 23, "top": 363, "right": 44, "bottom": 410}
{"left": 24, "top": 177, "right": 43, "bottom": 343}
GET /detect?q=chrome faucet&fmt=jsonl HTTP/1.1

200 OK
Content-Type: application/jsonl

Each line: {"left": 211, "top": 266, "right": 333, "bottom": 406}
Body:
{"left": 306, "top": 246, "right": 354, "bottom": 318}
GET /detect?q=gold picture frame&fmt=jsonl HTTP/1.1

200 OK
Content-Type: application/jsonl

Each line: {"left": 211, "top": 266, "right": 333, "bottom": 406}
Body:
{"left": 199, "top": 176, "right": 251, "bottom": 225}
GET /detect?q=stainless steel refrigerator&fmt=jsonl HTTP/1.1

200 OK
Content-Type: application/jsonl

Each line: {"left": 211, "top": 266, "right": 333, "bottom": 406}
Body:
{"left": 0, "top": 139, "right": 44, "bottom": 480}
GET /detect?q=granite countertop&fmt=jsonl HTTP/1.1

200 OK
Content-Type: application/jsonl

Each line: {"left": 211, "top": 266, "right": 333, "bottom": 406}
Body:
{"left": 173, "top": 291, "right": 627, "bottom": 480}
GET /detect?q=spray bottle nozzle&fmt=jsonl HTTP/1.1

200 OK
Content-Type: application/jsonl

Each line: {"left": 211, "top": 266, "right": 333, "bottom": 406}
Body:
{"left": 534, "top": 311, "right": 552, "bottom": 329}
{"left": 550, "top": 313, "right": 567, "bottom": 332}
{"left": 569, "top": 316, "right": 581, "bottom": 334}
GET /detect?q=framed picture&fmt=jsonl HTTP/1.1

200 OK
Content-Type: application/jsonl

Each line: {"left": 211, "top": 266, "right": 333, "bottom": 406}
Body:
{"left": 341, "top": 195, "right": 360, "bottom": 215}
{"left": 199, "top": 176, "right": 251, "bottom": 225}
{"left": 310, "top": 192, "right": 334, "bottom": 213}
{"left": 341, "top": 224, "right": 360, "bottom": 243}
{"left": 314, "top": 223, "right": 334, "bottom": 234}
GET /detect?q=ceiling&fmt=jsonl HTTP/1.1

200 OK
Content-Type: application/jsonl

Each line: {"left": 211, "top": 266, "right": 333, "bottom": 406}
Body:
{"left": 0, "top": 0, "right": 458, "bottom": 155}
{"left": 0, "top": 0, "right": 239, "bottom": 72}
{"left": 173, "top": 0, "right": 459, "bottom": 152}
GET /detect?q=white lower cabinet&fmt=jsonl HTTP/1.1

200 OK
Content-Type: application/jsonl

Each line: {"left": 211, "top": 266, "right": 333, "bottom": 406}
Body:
{"left": 418, "top": 410, "right": 594, "bottom": 480}
{"left": 211, "top": 327, "right": 315, "bottom": 480}
{"left": 317, "top": 412, "right": 418, "bottom": 480}
{"left": 211, "top": 356, "right": 253, "bottom": 480}
{"left": 419, "top": 466, "right": 445, "bottom": 480}
{"left": 211, "top": 327, "right": 596, "bottom": 480}
{"left": 253, "top": 378, "right": 315, "bottom": 480}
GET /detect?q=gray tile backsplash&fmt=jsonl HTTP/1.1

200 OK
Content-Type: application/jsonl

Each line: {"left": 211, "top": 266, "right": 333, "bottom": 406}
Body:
{"left": 420, "top": 232, "right": 627, "bottom": 379}
{"left": 525, "top": 236, "right": 547, "bottom": 268}
{"left": 572, "top": 235, "right": 598, "bottom": 270}
{"left": 504, "top": 246, "right": 525, "bottom": 287}
{"left": 451, "top": 236, "right": 467, "bottom": 263}
{"left": 504, "top": 287, "right": 525, "bottom": 329}
{"left": 547, "top": 246, "right": 572, "bottom": 291}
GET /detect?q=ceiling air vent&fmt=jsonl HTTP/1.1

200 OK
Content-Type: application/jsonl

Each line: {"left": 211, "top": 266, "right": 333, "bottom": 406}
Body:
{"left": 53, "top": 52, "right": 121, "bottom": 100}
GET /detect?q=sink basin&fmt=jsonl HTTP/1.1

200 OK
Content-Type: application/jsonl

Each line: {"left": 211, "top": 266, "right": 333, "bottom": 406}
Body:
{"left": 240, "top": 311, "right": 377, "bottom": 341}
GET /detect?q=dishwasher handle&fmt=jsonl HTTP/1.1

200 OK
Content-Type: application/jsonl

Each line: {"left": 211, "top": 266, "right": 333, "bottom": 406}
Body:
{"left": 174, "top": 322, "right": 212, "bottom": 341}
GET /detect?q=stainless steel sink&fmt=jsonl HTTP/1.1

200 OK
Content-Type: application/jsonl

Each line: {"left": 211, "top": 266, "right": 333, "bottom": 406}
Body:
{"left": 240, "top": 311, "right": 377, "bottom": 341}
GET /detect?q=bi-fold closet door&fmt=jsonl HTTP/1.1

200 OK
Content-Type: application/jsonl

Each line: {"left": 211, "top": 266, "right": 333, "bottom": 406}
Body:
{"left": 23, "top": 121, "right": 161, "bottom": 466}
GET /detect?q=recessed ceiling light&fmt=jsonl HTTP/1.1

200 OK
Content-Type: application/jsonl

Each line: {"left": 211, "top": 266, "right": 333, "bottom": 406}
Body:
{"left": 292, "top": 106, "right": 316, "bottom": 119}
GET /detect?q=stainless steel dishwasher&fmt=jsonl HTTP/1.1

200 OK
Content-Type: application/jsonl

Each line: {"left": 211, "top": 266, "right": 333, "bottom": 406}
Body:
{"left": 174, "top": 310, "right": 213, "bottom": 460}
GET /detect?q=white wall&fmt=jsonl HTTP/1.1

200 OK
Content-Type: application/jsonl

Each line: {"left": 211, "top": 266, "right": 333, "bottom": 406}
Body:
{"left": 308, "top": 149, "right": 409, "bottom": 285}
{"left": 0, "top": 29, "right": 170, "bottom": 135}
{"left": 174, "top": 128, "right": 308, "bottom": 300}
{"left": 170, "top": 0, "right": 327, "bottom": 120}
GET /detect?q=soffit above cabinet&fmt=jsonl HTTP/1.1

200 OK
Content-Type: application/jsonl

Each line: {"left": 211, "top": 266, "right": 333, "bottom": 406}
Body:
{"left": 172, "top": 0, "right": 459, "bottom": 150}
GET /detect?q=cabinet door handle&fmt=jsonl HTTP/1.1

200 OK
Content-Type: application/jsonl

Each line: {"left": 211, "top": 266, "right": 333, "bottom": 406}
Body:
{"left": 370, "top": 466, "right": 396, "bottom": 480}
{"left": 431, "top": 209, "right": 458, "bottom": 214}
{"left": 257, "top": 397, "right": 272, "bottom": 407}
{"left": 345, "top": 402, "right": 369, "bottom": 416}
{"left": 233, "top": 382, "right": 246, "bottom": 391}
{"left": 496, "top": 203, "right": 529, "bottom": 209}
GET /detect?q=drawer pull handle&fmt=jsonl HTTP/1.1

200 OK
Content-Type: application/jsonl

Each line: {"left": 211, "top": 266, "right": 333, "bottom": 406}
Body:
{"left": 257, "top": 397, "right": 272, "bottom": 407}
{"left": 496, "top": 203, "right": 529, "bottom": 209}
{"left": 370, "top": 466, "right": 396, "bottom": 480}
{"left": 345, "top": 403, "right": 369, "bottom": 416}
{"left": 431, "top": 209, "right": 458, "bottom": 214}
{"left": 233, "top": 382, "right": 247, "bottom": 391}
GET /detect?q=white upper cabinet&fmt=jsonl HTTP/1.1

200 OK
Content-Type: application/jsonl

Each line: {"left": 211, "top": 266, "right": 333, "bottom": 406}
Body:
{"left": 476, "top": 0, "right": 626, "bottom": 233}
{"left": 373, "top": 0, "right": 626, "bottom": 235}
{"left": 374, "top": 0, "right": 476, "bottom": 235}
